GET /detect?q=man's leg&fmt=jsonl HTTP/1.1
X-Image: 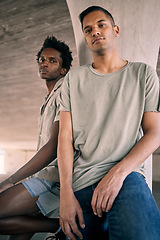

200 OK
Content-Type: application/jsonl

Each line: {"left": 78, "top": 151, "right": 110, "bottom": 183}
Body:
{"left": 0, "top": 183, "right": 59, "bottom": 235}
{"left": 72, "top": 185, "right": 109, "bottom": 240}
{"left": 0, "top": 215, "right": 59, "bottom": 234}
{"left": 107, "top": 172, "right": 160, "bottom": 240}
{"left": 7, "top": 234, "right": 34, "bottom": 240}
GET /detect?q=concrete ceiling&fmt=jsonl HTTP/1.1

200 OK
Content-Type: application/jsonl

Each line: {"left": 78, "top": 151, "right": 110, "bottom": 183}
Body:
{"left": 0, "top": 0, "right": 160, "bottom": 150}
{"left": 0, "top": 0, "right": 78, "bottom": 150}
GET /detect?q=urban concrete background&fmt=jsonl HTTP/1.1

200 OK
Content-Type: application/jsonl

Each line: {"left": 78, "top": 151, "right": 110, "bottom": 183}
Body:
{"left": 0, "top": 0, "right": 159, "bottom": 151}
{"left": 0, "top": 0, "right": 78, "bottom": 150}
{"left": 0, "top": 0, "right": 159, "bottom": 157}
{"left": 0, "top": 1, "right": 76, "bottom": 239}
{"left": 0, "top": 0, "right": 160, "bottom": 239}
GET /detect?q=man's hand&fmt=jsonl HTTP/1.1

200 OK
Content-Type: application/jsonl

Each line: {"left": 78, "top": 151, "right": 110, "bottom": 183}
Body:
{"left": 91, "top": 168, "right": 126, "bottom": 217}
{"left": 59, "top": 189, "right": 85, "bottom": 240}
{"left": 0, "top": 179, "right": 14, "bottom": 193}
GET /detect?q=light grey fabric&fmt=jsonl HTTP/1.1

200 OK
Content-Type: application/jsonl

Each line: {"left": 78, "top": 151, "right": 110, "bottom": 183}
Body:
{"left": 33, "top": 78, "right": 63, "bottom": 181}
{"left": 59, "top": 62, "right": 160, "bottom": 192}
{"left": 37, "top": 78, "right": 63, "bottom": 150}
{"left": 23, "top": 178, "right": 60, "bottom": 217}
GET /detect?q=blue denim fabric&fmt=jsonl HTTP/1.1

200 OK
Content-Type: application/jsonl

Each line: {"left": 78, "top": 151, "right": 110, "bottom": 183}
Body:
{"left": 66, "top": 172, "right": 160, "bottom": 240}
{"left": 22, "top": 178, "right": 60, "bottom": 217}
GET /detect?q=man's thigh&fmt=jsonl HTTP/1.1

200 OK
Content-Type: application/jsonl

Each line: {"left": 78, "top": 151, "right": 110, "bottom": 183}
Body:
{"left": 71, "top": 172, "right": 160, "bottom": 240}
{"left": 23, "top": 178, "right": 60, "bottom": 217}
{"left": 0, "top": 183, "right": 39, "bottom": 218}
{"left": 73, "top": 185, "right": 108, "bottom": 240}
{"left": 107, "top": 172, "right": 160, "bottom": 240}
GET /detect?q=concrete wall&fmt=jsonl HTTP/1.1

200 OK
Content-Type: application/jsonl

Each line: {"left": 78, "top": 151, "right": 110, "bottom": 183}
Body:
{"left": 0, "top": 148, "right": 36, "bottom": 182}
{"left": 153, "top": 148, "right": 160, "bottom": 181}
{"left": 4, "top": 149, "right": 36, "bottom": 174}
{"left": 0, "top": 0, "right": 160, "bottom": 183}
{"left": 66, "top": 0, "right": 160, "bottom": 68}
{"left": 153, "top": 49, "right": 160, "bottom": 181}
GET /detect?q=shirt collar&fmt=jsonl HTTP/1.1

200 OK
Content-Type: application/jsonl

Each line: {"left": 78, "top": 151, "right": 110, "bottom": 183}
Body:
{"left": 45, "top": 77, "right": 64, "bottom": 100}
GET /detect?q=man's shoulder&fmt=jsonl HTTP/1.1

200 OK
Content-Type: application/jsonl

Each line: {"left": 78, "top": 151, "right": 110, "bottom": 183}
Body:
{"left": 68, "top": 64, "right": 90, "bottom": 75}
{"left": 129, "top": 61, "right": 146, "bottom": 69}
{"left": 130, "top": 61, "right": 158, "bottom": 78}
{"left": 129, "top": 61, "right": 154, "bottom": 72}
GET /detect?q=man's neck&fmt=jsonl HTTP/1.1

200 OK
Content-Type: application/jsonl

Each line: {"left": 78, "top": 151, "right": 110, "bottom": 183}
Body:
{"left": 92, "top": 50, "right": 127, "bottom": 74}
{"left": 46, "top": 78, "right": 61, "bottom": 95}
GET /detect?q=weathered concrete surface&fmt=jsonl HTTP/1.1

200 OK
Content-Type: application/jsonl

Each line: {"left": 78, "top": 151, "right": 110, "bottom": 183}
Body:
{"left": 0, "top": 0, "right": 159, "bottom": 182}
{"left": 66, "top": 0, "right": 160, "bottom": 68}
{"left": 0, "top": 0, "right": 159, "bottom": 150}
{"left": 0, "top": 0, "right": 78, "bottom": 149}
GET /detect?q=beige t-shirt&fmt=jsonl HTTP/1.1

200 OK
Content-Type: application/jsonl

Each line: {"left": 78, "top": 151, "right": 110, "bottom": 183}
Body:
{"left": 59, "top": 62, "right": 160, "bottom": 191}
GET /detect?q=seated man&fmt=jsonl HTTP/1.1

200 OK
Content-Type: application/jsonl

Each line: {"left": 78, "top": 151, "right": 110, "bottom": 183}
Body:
{"left": 0, "top": 35, "right": 72, "bottom": 240}
{"left": 57, "top": 6, "right": 160, "bottom": 240}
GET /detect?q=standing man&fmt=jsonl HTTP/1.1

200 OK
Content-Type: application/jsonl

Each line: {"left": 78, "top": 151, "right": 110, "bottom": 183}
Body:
{"left": 0, "top": 36, "right": 72, "bottom": 240}
{"left": 58, "top": 6, "right": 160, "bottom": 240}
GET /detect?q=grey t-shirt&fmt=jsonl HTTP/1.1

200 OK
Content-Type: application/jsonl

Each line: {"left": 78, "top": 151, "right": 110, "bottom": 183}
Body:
{"left": 59, "top": 62, "right": 160, "bottom": 192}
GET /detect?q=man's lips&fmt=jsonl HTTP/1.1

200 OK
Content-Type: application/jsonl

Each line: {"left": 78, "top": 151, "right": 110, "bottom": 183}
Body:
{"left": 92, "top": 37, "right": 104, "bottom": 44}
{"left": 39, "top": 69, "right": 48, "bottom": 74}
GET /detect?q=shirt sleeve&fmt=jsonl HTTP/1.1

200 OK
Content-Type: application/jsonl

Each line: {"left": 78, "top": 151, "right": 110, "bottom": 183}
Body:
{"left": 54, "top": 87, "right": 61, "bottom": 122}
{"left": 59, "top": 73, "right": 71, "bottom": 112}
{"left": 54, "top": 99, "right": 60, "bottom": 122}
{"left": 145, "top": 65, "right": 160, "bottom": 112}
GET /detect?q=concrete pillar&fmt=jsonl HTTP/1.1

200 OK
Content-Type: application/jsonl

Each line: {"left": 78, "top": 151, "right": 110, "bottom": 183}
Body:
{"left": 66, "top": 0, "right": 160, "bottom": 189}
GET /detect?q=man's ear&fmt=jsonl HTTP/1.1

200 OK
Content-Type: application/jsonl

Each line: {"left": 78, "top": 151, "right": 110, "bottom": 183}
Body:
{"left": 114, "top": 25, "right": 120, "bottom": 37}
{"left": 60, "top": 68, "right": 67, "bottom": 77}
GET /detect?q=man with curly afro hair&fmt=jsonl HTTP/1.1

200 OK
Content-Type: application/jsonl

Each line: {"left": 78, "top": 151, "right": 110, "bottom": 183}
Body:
{"left": 0, "top": 35, "right": 73, "bottom": 240}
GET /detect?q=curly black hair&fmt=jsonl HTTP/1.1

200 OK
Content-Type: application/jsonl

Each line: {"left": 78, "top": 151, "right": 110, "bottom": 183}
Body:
{"left": 37, "top": 36, "right": 73, "bottom": 72}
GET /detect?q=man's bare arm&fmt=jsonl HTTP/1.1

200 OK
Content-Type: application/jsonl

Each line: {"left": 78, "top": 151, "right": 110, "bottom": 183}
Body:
{"left": 0, "top": 121, "right": 59, "bottom": 192}
{"left": 58, "top": 111, "right": 85, "bottom": 240}
{"left": 92, "top": 111, "right": 160, "bottom": 216}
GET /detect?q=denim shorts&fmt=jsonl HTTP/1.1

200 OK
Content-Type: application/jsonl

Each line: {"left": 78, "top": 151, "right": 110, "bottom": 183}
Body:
{"left": 22, "top": 177, "right": 60, "bottom": 218}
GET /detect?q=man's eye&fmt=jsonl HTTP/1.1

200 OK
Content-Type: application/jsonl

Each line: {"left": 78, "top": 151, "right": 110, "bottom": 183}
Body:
{"left": 99, "top": 23, "right": 106, "bottom": 28}
{"left": 39, "top": 58, "right": 44, "bottom": 62}
{"left": 85, "top": 28, "right": 92, "bottom": 34}
{"left": 38, "top": 57, "right": 57, "bottom": 63}
{"left": 50, "top": 59, "right": 57, "bottom": 63}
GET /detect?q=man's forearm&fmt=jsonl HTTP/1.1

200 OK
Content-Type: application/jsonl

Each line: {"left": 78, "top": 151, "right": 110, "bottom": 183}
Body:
{"left": 9, "top": 139, "right": 57, "bottom": 184}
{"left": 91, "top": 119, "right": 160, "bottom": 214}
{"left": 58, "top": 112, "right": 85, "bottom": 240}
{"left": 111, "top": 129, "right": 160, "bottom": 178}
{"left": 58, "top": 134, "right": 74, "bottom": 191}
{"left": 7, "top": 121, "right": 59, "bottom": 184}
{"left": 58, "top": 111, "right": 74, "bottom": 191}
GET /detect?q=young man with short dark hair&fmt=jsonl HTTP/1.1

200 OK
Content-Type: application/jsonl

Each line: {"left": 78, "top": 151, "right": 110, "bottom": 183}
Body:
{"left": 58, "top": 6, "right": 160, "bottom": 240}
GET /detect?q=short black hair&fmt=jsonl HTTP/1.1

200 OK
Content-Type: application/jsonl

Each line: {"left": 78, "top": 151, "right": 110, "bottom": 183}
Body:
{"left": 37, "top": 36, "right": 73, "bottom": 72}
{"left": 79, "top": 6, "right": 115, "bottom": 29}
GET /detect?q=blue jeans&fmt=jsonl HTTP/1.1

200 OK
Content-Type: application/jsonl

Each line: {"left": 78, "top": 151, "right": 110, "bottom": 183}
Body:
{"left": 67, "top": 172, "right": 160, "bottom": 240}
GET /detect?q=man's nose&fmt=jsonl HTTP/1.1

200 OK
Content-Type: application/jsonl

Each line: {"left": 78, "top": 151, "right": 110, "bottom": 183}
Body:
{"left": 41, "top": 60, "right": 49, "bottom": 66}
{"left": 92, "top": 27, "right": 100, "bottom": 37}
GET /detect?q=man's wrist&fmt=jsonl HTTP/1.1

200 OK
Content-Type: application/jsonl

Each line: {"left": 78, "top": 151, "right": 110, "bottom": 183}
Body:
{"left": 110, "top": 162, "right": 129, "bottom": 179}
{"left": 60, "top": 184, "right": 73, "bottom": 194}
{"left": 8, "top": 176, "right": 16, "bottom": 185}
